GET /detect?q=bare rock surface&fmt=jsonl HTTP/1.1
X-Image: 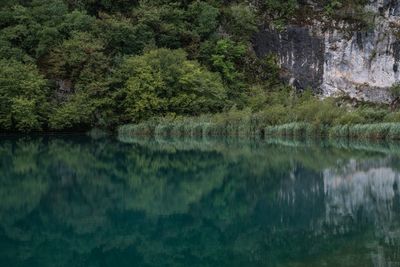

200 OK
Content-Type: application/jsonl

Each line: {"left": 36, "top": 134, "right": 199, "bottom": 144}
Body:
{"left": 253, "top": 0, "right": 400, "bottom": 103}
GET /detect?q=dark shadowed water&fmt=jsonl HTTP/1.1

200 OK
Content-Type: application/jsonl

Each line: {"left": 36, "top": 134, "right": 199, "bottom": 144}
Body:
{"left": 1, "top": 135, "right": 400, "bottom": 267}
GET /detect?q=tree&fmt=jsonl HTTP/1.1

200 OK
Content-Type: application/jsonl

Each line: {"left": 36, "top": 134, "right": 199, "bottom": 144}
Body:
{"left": 0, "top": 0, "right": 94, "bottom": 59}
{"left": 224, "top": 3, "right": 258, "bottom": 41}
{"left": 48, "top": 93, "right": 95, "bottom": 130}
{"left": 200, "top": 38, "right": 247, "bottom": 104}
{"left": 0, "top": 0, "right": 18, "bottom": 8}
{"left": 95, "top": 13, "right": 154, "bottom": 55}
{"left": 65, "top": 0, "right": 139, "bottom": 14}
{"left": 188, "top": 1, "right": 219, "bottom": 39}
{"left": 0, "top": 0, "right": 290, "bottom": 132}
{"left": 263, "top": 0, "right": 298, "bottom": 29}
{"left": 46, "top": 32, "right": 113, "bottom": 130}
{"left": 115, "top": 48, "right": 227, "bottom": 122}
{"left": 0, "top": 59, "right": 48, "bottom": 131}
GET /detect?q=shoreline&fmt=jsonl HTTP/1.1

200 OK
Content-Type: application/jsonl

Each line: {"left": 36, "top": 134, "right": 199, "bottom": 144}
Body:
{"left": 118, "top": 122, "right": 400, "bottom": 141}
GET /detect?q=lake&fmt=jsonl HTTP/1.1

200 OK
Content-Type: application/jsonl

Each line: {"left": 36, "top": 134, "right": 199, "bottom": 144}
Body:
{"left": 1, "top": 135, "right": 400, "bottom": 266}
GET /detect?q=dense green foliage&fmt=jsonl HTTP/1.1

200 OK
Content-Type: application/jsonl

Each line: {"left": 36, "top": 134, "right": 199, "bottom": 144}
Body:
{"left": 0, "top": 59, "right": 48, "bottom": 131}
{"left": 0, "top": 0, "right": 377, "bottom": 132}
{"left": 119, "top": 90, "right": 400, "bottom": 140}
{"left": 115, "top": 49, "right": 227, "bottom": 122}
{"left": 0, "top": 0, "right": 269, "bottom": 132}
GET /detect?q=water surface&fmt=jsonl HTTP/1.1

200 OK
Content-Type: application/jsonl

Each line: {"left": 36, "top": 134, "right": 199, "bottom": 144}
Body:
{"left": 1, "top": 135, "right": 400, "bottom": 266}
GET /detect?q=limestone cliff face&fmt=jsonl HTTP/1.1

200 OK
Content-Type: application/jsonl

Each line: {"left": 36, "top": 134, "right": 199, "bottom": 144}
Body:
{"left": 253, "top": 0, "right": 400, "bottom": 103}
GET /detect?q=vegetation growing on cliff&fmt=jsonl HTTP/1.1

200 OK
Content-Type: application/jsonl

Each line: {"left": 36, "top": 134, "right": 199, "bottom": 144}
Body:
{"left": 0, "top": 0, "right": 383, "bottom": 132}
{"left": 0, "top": 0, "right": 275, "bottom": 132}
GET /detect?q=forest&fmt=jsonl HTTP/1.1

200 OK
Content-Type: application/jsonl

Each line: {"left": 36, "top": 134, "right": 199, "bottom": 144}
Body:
{"left": 0, "top": 0, "right": 383, "bottom": 133}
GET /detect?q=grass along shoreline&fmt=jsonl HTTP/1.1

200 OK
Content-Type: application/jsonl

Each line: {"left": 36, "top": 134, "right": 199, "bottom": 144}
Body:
{"left": 118, "top": 94, "right": 400, "bottom": 140}
{"left": 265, "top": 123, "right": 400, "bottom": 139}
{"left": 118, "top": 120, "right": 400, "bottom": 140}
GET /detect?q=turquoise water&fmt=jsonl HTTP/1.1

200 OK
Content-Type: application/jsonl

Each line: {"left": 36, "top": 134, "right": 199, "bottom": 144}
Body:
{"left": 1, "top": 135, "right": 400, "bottom": 266}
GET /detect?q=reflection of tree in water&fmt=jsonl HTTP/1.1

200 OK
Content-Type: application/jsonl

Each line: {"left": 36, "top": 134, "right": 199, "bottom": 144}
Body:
{"left": 0, "top": 136, "right": 233, "bottom": 266}
{"left": 1, "top": 137, "right": 400, "bottom": 266}
{"left": 0, "top": 139, "right": 49, "bottom": 227}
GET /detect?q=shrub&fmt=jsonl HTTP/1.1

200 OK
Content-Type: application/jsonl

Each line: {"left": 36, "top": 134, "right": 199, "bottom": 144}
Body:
{"left": 263, "top": 0, "right": 298, "bottom": 29}
{"left": 334, "top": 112, "right": 365, "bottom": 125}
{"left": 357, "top": 107, "right": 389, "bottom": 123}
{"left": 294, "top": 98, "right": 344, "bottom": 126}
{"left": 224, "top": 4, "right": 258, "bottom": 41}
{"left": 385, "top": 112, "right": 400, "bottom": 122}
{"left": 391, "top": 83, "right": 400, "bottom": 99}
{"left": 117, "top": 48, "right": 227, "bottom": 121}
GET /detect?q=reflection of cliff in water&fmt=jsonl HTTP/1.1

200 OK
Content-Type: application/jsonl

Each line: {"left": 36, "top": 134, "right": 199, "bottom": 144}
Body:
{"left": 324, "top": 159, "right": 400, "bottom": 226}
{"left": 1, "top": 136, "right": 400, "bottom": 266}
{"left": 275, "top": 152, "right": 400, "bottom": 266}
{"left": 324, "top": 161, "right": 400, "bottom": 266}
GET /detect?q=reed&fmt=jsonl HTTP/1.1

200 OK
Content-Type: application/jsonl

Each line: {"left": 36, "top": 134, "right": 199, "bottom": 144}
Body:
{"left": 118, "top": 114, "right": 400, "bottom": 140}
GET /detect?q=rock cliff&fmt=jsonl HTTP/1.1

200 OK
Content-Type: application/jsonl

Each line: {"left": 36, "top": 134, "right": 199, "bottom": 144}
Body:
{"left": 253, "top": 0, "right": 400, "bottom": 103}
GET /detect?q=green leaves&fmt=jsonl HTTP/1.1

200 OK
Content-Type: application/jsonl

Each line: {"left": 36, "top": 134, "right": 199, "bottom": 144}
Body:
{"left": 0, "top": 0, "right": 286, "bottom": 132}
{"left": 391, "top": 83, "right": 400, "bottom": 99}
{"left": 0, "top": 0, "right": 95, "bottom": 59}
{"left": 46, "top": 31, "right": 107, "bottom": 82}
{"left": 210, "top": 38, "right": 246, "bottom": 83}
{"left": 0, "top": 59, "right": 48, "bottom": 131}
{"left": 96, "top": 14, "right": 154, "bottom": 55}
{"left": 263, "top": 0, "right": 298, "bottom": 29}
{"left": 117, "top": 49, "right": 227, "bottom": 122}
{"left": 11, "top": 97, "right": 42, "bottom": 131}
{"left": 224, "top": 3, "right": 258, "bottom": 41}
{"left": 46, "top": 31, "right": 112, "bottom": 130}
{"left": 188, "top": 1, "right": 219, "bottom": 39}
{"left": 49, "top": 93, "right": 95, "bottom": 130}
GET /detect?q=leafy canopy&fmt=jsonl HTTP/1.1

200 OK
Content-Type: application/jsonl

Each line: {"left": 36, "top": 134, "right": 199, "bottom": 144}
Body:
{"left": 0, "top": 59, "right": 48, "bottom": 131}
{"left": 116, "top": 48, "right": 227, "bottom": 122}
